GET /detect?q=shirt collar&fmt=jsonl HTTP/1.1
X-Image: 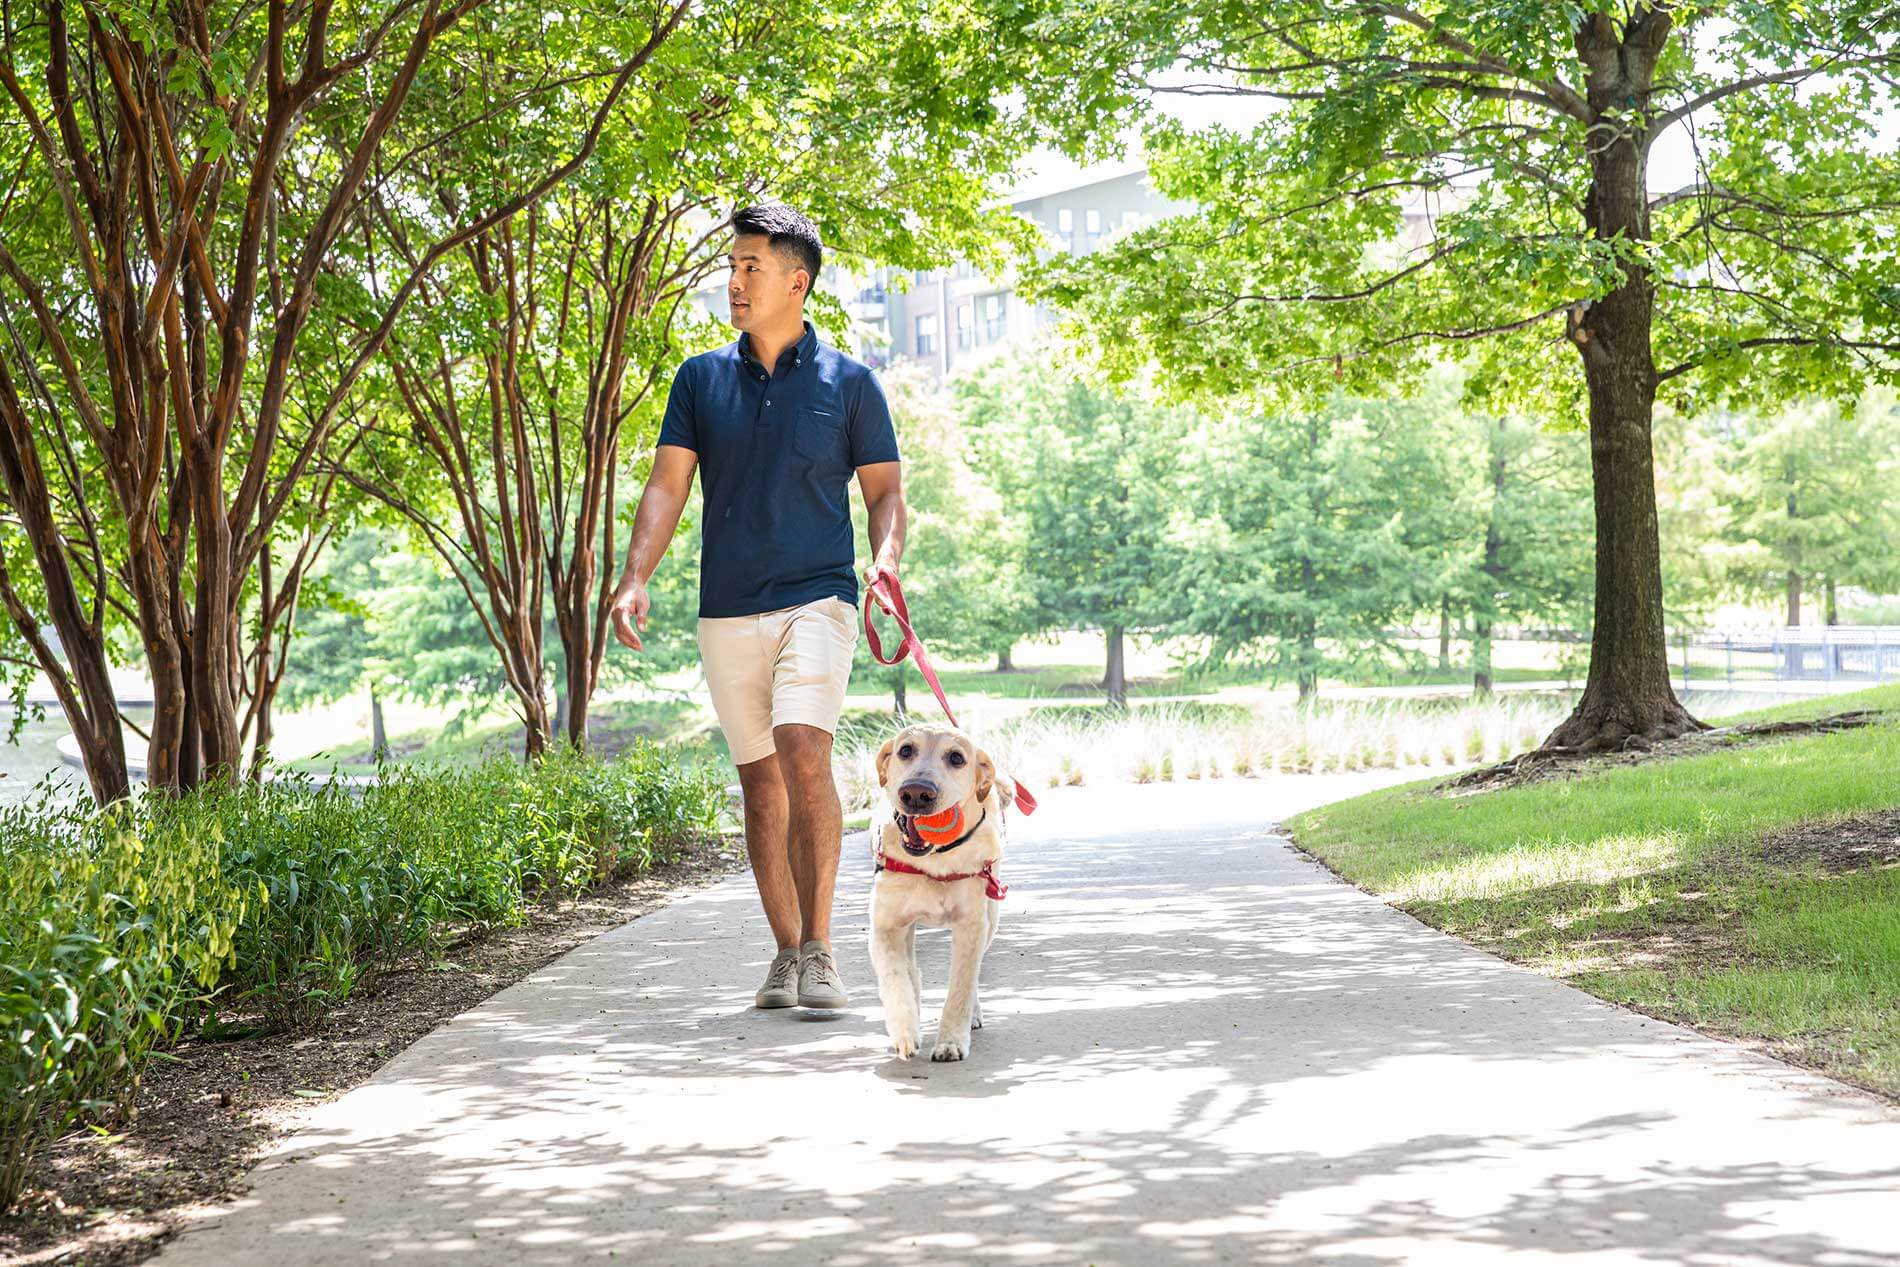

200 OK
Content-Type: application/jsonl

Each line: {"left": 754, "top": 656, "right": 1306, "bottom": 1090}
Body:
{"left": 738, "top": 320, "right": 819, "bottom": 376}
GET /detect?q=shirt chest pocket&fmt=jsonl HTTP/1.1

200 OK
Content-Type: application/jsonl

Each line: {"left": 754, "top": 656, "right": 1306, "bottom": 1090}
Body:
{"left": 793, "top": 404, "right": 846, "bottom": 464}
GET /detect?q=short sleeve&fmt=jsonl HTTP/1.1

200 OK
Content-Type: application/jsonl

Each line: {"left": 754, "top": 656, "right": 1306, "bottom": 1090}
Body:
{"left": 847, "top": 369, "right": 901, "bottom": 467}
{"left": 656, "top": 362, "right": 697, "bottom": 452}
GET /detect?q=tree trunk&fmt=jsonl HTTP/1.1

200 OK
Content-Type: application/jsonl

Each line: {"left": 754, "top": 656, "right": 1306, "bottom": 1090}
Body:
{"left": 1786, "top": 570, "right": 1802, "bottom": 626}
{"left": 521, "top": 692, "right": 552, "bottom": 762}
{"left": 177, "top": 667, "right": 202, "bottom": 792}
{"left": 131, "top": 542, "right": 191, "bottom": 795}
{"left": 1104, "top": 624, "right": 1127, "bottom": 708}
{"left": 1544, "top": 9, "right": 1701, "bottom": 752}
{"left": 996, "top": 646, "right": 1014, "bottom": 672}
{"left": 0, "top": 396, "right": 131, "bottom": 804}
{"left": 1826, "top": 577, "right": 1838, "bottom": 626}
{"left": 892, "top": 668, "right": 908, "bottom": 717}
{"left": 1475, "top": 421, "right": 1505, "bottom": 698}
{"left": 1436, "top": 599, "right": 1452, "bottom": 671}
{"left": 371, "top": 686, "right": 389, "bottom": 762}
{"left": 190, "top": 481, "right": 244, "bottom": 782}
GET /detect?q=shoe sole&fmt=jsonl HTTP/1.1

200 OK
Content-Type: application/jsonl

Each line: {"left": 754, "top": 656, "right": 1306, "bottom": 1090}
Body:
{"left": 797, "top": 992, "right": 850, "bottom": 1010}
{"left": 755, "top": 992, "right": 798, "bottom": 1009}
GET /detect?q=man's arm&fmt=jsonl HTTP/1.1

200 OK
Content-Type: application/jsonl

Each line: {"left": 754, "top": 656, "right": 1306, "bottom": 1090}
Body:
{"left": 857, "top": 460, "right": 906, "bottom": 585}
{"left": 611, "top": 444, "right": 698, "bottom": 651}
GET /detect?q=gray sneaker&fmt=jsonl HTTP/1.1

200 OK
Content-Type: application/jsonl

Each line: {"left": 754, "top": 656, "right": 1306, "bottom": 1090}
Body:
{"left": 755, "top": 948, "right": 800, "bottom": 1009}
{"left": 797, "top": 939, "right": 850, "bottom": 1010}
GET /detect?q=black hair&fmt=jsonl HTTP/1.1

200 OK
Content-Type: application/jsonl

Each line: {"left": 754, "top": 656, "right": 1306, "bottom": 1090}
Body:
{"left": 731, "top": 203, "right": 823, "bottom": 290}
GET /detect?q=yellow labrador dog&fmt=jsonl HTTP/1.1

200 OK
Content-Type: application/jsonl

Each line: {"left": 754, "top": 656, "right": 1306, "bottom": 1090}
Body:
{"left": 870, "top": 722, "right": 1015, "bottom": 1062}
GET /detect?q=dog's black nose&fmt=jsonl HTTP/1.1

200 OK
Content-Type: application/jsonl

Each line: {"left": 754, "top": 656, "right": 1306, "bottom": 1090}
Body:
{"left": 897, "top": 780, "right": 938, "bottom": 813}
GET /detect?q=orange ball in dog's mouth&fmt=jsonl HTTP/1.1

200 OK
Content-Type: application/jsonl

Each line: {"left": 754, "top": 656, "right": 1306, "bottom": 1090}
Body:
{"left": 900, "top": 803, "right": 965, "bottom": 854}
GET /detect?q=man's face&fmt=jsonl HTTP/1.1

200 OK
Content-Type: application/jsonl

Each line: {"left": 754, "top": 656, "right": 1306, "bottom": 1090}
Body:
{"left": 726, "top": 233, "right": 806, "bottom": 335}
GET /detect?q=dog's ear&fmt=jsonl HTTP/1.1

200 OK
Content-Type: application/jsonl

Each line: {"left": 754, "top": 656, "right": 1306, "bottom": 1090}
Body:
{"left": 974, "top": 746, "right": 997, "bottom": 805}
{"left": 876, "top": 737, "right": 897, "bottom": 788}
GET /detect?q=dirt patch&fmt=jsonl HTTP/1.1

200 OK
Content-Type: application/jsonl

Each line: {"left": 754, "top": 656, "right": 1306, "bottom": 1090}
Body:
{"left": 0, "top": 833, "right": 752, "bottom": 1267}
{"left": 1443, "top": 709, "right": 1891, "bottom": 794}
{"left": 1761, "top": 807, "right": 1900, "bottom": 872}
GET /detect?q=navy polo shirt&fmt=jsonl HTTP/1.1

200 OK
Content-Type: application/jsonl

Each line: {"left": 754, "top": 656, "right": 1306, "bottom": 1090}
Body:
{"left": 658, "top": 321, "right": 901, "bottom": 618}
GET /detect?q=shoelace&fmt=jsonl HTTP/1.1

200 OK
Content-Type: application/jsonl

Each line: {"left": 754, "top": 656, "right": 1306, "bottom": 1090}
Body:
{"left": 803, "top": 949, "right": 840, "bottom": 987}
{"left": 765, "top": 954, "right": 799, "bottom": 991}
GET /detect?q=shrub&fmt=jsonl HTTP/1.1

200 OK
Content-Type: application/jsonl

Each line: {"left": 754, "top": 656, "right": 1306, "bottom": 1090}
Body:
{"left": 0, "top": 808, "right": 246, "bottom": 1210}
{"left": 0, "top": 741, "right": 723, "bottom": 1211}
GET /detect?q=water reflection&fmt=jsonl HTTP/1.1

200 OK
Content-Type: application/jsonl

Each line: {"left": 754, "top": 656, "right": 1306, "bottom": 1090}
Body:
{"left": 0, "top": 705, "right": 136, "bottom": 807}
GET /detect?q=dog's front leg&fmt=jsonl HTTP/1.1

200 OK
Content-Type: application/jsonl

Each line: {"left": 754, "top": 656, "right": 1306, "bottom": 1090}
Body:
{"left": 870, "top": 907, "right": 921, "bottom": 1060}
{"left": 931, "top": 915, "right": 986, "bottom": 1062}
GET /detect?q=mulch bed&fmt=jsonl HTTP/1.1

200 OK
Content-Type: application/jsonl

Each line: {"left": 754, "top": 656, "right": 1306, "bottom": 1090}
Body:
{"left": 0, "top": 833, "right": 751, "bottom": 1267}
{"left": 1442, "top": 709, "right": 1891, "bottom": 793}
{"left": 1761, "top": 806, "right": 1900, "bottom": 872}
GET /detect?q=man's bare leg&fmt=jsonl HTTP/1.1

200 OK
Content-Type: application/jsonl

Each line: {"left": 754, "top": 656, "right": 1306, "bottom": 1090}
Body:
{"left": 773, "top": 722, "right": 842, "bottom": 946}
{"left": 735, "top": 754, "right": 800, "bottom": 950}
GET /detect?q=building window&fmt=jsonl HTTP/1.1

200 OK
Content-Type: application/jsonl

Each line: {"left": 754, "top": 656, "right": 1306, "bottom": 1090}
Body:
{"left": 915, "top": 313, "right": 938, "bottom": 357}
{"left": 1121, "top": 209, "right": 1140, "bottom": 231}
{"left": 1086, "top": 208, "right": 1102, "bottom": 235}
{"left": 983, "top": 293, "right": 1006, "bottom": 341}
{"left": 1056, "top": 207, "right": 1074, "bottom": 249}
{"left": 956, "top": 303, "right": 975, "bottom": 350}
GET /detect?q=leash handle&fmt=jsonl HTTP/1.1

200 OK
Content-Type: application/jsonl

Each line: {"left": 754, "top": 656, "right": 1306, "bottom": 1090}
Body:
{"left": 862, "top": 571, "right": 1037, "bottom": 816}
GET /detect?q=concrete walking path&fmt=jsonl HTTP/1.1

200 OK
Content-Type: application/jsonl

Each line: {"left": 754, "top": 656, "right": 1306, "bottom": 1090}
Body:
{"left": 158, "top": 774, "right": 1900, "bottom": 1266}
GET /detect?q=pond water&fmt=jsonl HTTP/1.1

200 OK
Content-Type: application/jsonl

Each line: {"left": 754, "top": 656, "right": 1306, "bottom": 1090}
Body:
{"left": 0, "top": 709, "right": 86, "bottom": 808}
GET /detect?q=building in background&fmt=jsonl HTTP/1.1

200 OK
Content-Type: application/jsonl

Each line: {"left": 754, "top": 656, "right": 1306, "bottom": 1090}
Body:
{"left": 695, "top": 157, "right": 1446, "bottom": 376}
{"left": 841, "top": 158, "right": 1181, "bottom": 375}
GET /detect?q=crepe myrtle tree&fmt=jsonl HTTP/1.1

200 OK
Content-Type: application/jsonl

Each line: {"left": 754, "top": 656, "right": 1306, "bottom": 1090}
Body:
{"left": 332, "top": 0, "right": 1038, "bottom": 756}
{"left": 1010, "top": 0, "right": 1900, "bottom": 751}
{"left": 0, "top": 0, "right": 683, "bottom": 800}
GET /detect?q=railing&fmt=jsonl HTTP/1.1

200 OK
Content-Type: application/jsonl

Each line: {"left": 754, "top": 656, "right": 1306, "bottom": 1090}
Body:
{"left": 1682, "top": 626, "right": 1900, "bottom": 689}
{"left": 1386, "top": 624, "right": 1900, "bottom": 693}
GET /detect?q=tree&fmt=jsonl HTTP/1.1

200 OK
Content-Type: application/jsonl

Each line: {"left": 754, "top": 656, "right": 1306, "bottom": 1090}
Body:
{"left": 961, "top": 348, "right": 1188, "bottom": 707}
{"left": 0, "top": 0, "right": 681, "bottom": 799}
{"left": 1715, "top": 390, "right": 1900, "bottom": 625}
{"left": 1177, "top": 393, "right": 1441, "bottom": 702}
{"left": 337, "top": 0, "right": 1036, "bottom": 756}
{"left": 1010, "top": 1, "right": 1900, "bottom": 750}
{"left": 854, "top": 365, "right": 1033, "bottom": 715}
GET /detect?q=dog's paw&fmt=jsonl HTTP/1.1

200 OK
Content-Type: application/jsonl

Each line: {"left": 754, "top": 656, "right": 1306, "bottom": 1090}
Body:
{"left": 890, "top": 1027, "right": 921, "bottom": 1060}
{"left": 930, "top": 1037, "right": 969, "bottom": 1062}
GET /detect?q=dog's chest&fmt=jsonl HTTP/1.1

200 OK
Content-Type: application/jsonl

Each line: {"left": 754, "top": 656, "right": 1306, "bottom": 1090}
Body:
{"left": 875, "top": 873, "right": 988, "bottom": 926}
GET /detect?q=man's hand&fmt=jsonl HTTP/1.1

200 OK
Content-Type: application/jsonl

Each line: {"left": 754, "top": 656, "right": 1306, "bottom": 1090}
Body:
{"left": 610, "top": 578, "right": 651, "bottom": 651}
{"left": 862, "top": 559, "right": 897, "bottom": 591}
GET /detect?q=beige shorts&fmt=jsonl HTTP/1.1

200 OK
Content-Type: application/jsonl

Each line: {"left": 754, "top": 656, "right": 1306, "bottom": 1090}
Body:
{"left": 697, "top": 596, "right": 859, "bottom": 765}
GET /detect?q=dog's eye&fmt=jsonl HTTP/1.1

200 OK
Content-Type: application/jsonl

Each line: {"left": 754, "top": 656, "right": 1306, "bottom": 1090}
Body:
{"left": 897, "top": 744, "right": 915, "bottom": 760}
{"left": 946, "top": 751, "right": 966, "bottom": 767}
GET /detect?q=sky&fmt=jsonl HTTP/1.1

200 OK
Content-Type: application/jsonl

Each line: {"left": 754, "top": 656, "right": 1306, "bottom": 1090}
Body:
{"left": 1007, "top": 45, "right": 1900, "bottom": 205}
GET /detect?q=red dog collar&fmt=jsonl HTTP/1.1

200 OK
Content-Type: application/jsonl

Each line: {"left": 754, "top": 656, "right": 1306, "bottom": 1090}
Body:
{"left": 875, "top": 851, "right": 1008, "bottom": 901}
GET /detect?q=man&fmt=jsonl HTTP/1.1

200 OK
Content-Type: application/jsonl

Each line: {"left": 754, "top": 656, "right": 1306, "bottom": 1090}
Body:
{"left": 610, "top": 203, "right": 906, "bottom": 1011}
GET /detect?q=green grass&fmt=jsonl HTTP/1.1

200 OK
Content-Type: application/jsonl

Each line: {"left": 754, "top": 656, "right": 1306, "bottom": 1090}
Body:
{"left": 1287, "top": 683, "right": 1900, "bottom": 1099}
{"left": 286, "top": 697, "right": 711, "bottom": 772}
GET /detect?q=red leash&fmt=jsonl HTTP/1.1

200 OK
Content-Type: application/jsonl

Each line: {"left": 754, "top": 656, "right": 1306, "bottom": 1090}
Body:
{"left": 862, "top": 571, "right": 1037, "bottom": 815}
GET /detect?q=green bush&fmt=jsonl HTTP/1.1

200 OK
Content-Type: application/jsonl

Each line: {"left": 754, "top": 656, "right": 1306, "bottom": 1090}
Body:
{"left": 0, "top": 742, "right": 723, "bottom": 1212}
{"left": 0, "top": 808, "right": 246, "bottom": 1210}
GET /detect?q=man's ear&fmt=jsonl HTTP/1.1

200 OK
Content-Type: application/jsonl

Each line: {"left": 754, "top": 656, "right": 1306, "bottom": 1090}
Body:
{"left": 876, "top": 738, "right": 896, "bottom": 788}
{"left": 974, "top": 747, "right": 996, "bottom": 805}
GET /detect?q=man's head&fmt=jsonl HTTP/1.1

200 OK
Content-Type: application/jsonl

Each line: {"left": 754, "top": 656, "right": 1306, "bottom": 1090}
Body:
{"left": 727, "top": 203, "right": 823, "bottom": 338}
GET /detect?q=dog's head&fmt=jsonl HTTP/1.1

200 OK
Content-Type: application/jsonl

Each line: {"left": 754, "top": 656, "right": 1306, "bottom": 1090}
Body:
{"left": 875, "top": 722, "right": 1012, "bottom": 854}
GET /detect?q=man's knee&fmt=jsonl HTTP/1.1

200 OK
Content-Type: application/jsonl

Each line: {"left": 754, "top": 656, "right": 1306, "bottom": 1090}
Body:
{"left": 774, "top": 725, "right": 837, "bottom": 803}
{"left": 773, "top": 723, "right": 833, "bottom": 770}
{"left": 735, "top": 756, "right": 787, "bottom": 807}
